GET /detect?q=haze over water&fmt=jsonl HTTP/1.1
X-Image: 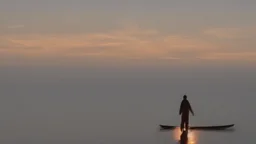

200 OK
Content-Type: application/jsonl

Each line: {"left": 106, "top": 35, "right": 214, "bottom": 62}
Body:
{"left": 1, "top": 0, "right": 256, "bottom": 144}
{"left": 1, "top": 65, "right": 255, "bottom": 144}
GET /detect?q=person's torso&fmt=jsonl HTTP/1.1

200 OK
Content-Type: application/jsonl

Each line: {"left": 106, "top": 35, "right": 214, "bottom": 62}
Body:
{"left": 181, "top": 100, "right": 190, "bottom": 114}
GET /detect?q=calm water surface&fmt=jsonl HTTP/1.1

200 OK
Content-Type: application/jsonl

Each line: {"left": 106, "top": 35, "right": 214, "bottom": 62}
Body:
{"left": 0, "top": 66, "right": 254, "bottom": 144}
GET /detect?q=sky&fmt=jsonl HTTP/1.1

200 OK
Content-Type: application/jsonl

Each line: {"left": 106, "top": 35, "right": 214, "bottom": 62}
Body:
{"left": 1, "top": 0, "right": 256, "bottom": 67}
{"left": 1, "top": 1, "right": 256, "bottom": 143}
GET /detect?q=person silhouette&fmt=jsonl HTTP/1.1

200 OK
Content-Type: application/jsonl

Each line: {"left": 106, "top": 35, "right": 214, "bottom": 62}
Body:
{"left": 179, "top": 95, "right": 194, "bottom": 131}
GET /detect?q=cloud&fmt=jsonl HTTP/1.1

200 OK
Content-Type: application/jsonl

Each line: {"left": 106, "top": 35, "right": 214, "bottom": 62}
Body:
{"left": 1, "top": 25, "right": 256, "bottom": 66}
{"left": 203, "top": 27, "right": 256, "bottom": 39}
{"left": 2, "top": 26, "right": 216, "bottom": 59}
{"left": 160, "top": 57, "right": 181, "bottom": 60}
{"left": 197, "top": 52, "right": 256, "bottom": 61}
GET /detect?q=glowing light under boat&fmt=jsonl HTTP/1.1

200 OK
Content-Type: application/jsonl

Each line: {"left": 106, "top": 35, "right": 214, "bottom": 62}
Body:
{"left": 173, "top": 127, "right": 197, "bottom": 144}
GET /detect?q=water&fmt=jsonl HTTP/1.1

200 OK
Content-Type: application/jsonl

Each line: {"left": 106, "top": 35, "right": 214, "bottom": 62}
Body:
{"left": 0, "top": 65, "right": 255, "bottom": 144}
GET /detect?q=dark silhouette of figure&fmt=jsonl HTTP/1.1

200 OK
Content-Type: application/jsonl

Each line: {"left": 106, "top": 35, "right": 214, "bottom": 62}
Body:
{"left": 179, "top": 130, "right": 188, "bottom": 144}
{"left": 179, "top": 95, "right": 194, "bottom": 131}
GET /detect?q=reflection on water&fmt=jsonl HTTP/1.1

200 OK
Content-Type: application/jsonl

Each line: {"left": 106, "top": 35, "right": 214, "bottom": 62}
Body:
{"left": 173, "top": 127, "right": 198, "bottom": 144}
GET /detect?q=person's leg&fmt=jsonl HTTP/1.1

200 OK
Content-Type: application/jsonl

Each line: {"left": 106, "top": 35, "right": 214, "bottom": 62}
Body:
{"left": 180, "top": 115, "right": 184, "bottom": 131}
{"left": 185, "top": 115, "right": 189, "bottom": 131}
{"left": 180, "top": 122, "right": 183, "bottom": 131}
{"left": 185, "top": 121, "right": 188, "bottom": 131}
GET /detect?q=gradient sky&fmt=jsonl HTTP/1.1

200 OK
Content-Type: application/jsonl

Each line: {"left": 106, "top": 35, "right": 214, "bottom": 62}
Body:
{"left": 1, "top": 0, "right": 256, "bottom": 67}
{"left": 1, "top": 1, "right": 256, "bottom": 143}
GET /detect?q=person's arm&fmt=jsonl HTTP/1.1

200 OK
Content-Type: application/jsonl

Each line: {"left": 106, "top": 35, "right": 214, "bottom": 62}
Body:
{"left": 179, "top": 101, "right": 183, "bottom": 115}
{"left": 188, "top": 102, "right": 194, "bottom": 115}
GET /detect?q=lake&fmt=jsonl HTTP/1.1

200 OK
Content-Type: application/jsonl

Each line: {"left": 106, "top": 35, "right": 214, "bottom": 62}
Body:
{"left": 0, "top": 65, "right": 255, "bottom": 144}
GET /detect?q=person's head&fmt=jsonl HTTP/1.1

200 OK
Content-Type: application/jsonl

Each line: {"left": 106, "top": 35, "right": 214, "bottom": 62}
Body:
{"left": 183, "top": 95, "right": 187, "bottom": 100}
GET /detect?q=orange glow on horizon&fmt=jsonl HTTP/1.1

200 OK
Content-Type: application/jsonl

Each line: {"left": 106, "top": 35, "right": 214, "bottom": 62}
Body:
{"left": 1, "top": 25, "right": 256, "bottom": 66}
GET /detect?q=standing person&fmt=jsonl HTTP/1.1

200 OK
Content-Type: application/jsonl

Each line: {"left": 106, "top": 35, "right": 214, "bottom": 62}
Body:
{"left": 179, "top": 95, "right": 194, "bottom": 131}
